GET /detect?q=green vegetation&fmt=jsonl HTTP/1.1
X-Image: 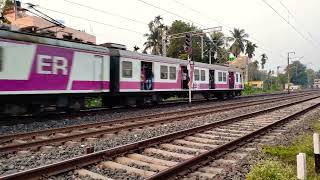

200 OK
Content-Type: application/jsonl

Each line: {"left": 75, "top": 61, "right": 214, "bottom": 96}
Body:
{"left": 242, "top": 83, "right": 280, "bottom": 96}
{"left": 85, "top": 97, "right": 102, "bottom": 108}
{"left": 247, "top": 160, "right": 295, "bottom": 180}
{"left": 247, "top": 122, "right": 320, "bottom": 179}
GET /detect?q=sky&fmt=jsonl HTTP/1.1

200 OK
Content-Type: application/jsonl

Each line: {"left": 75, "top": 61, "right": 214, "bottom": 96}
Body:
{"left": 20, "top": 0, "right": 320, "bottom": 72}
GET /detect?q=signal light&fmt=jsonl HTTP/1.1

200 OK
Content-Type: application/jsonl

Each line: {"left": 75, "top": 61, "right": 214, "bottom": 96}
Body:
{"left": 185, "top": 33, "right": 192, "bottom": 55}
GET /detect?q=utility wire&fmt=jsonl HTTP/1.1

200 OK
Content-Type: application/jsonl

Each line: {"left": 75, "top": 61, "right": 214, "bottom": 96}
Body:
{"left": 62, "top": 0, "right": 148, "bottom": 26}
{"left": 37, "top": 6, "right": 145, "bottom": 35}
{"left": 172, "top": 0, "right": 232, "bottom": 30}
{"left": 136, "top": 0, "right": 206, "bottom": 28}
{"left": 278, "top": 0, "right": 320, "bottom": 47}
{"left": 173, "top": 0, "right": 284, "bottom": 58}
{"left": 261, "top": 0, "right": 318, "bottom": 49}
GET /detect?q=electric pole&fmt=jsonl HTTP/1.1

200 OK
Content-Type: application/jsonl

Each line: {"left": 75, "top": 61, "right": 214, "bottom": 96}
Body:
{"left": 287, "top": 52, "right": 295, "bottom": 94}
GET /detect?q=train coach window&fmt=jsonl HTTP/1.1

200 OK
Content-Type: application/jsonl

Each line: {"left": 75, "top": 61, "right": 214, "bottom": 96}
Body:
{"left": 122, "top": 61, "right": 132, "bottom": 78}
{"left": 194, "top": 69, "right": 200, "bottom": 81}
{"left": 201, "top": 70, "right": 205, "bottom": 81}
{"left": 160, "top": 65, "right": 168, "bottom": 79}
{"left": 169, "top": 66, "right": 176, "bottom": 80}
{"left": 223, "top": 72, "right": 227, "bottom": 82}
{"left": 218, "top": 72, "right": 223, "bottom": 82}
{"left": 236, "top": 74, "right": 239, "bottom": 82}
{"left": 218, "top": 72, "right": 227, "bottom": 82}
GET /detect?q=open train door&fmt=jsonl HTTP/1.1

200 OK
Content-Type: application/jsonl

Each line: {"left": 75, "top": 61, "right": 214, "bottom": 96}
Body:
{"left": 181, "top": 66, "right": 189, "bottom": 89}
{"left": 228, "top": 71, "right": 235, "bottom": 89}
{"left": 209, "top": 70, "right": 215, "bottom": 89}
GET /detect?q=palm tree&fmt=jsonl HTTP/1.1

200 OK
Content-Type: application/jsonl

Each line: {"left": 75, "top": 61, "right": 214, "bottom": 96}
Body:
{"left": 208, "top": 31, "right": 227, "bottom": 63}
{"left": 143, "top": 15, "right": 166, "bottom": 55}
{"left": 261, "top": 53, "right": 268, "bottom": 69}
{"left": 245, "top": 42, "right": 257, "bottom": 59}
{"left": 228, "top": 28, "right": 249, "bottom": 57}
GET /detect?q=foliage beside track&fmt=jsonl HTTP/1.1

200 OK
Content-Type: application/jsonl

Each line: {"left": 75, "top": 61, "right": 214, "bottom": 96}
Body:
{"left": 242, "top": 83, "right": 281, "bottom": 96}
{"left": 247, "top": 122, "right": 320, "bottom": 180}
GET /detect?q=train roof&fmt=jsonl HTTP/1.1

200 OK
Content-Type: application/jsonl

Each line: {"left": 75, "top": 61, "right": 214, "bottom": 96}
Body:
{"left": 117, "top": 49, "right": 242, "bottom": 72}
{"left": 0, "top": 29, "right": 242, "bottom": 73}
{"left": 0, "top": 29, "right": 110, "bottom": 53}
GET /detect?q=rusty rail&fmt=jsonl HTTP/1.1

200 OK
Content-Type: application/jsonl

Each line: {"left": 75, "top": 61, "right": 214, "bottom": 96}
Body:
{"left": 0, "top": 93, "right": 314, "bottom": 153}
{"left": 0, "top": 95, "right": 319, "bottom": 180}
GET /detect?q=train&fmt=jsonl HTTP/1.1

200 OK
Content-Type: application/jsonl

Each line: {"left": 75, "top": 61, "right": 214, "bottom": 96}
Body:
{"left": 0, "top": 29, "right": 243, "bottom": 115}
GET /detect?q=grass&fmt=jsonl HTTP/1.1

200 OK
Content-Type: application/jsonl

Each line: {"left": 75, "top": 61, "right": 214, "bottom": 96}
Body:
{"left": 246, "top": 122, "right": 320, "bottom": 179}
{"left": 242, "top": 83, "right": 282, "bottom": 96}
{"left": 85, "top": 97, "right": 102, "bottom": 108}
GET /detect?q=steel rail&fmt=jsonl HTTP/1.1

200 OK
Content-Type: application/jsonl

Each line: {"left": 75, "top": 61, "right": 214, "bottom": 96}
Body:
{"left": 0, "top": 95, "right": 319, "bottom": 180}
{"left": 0, "top": 93, "right": 314, "bottom": 153}
{"left": 147, "top": 100, "right": 320, "bottom": 179}
{"left": 0, "top": 92, "right": 311, "bottom": 142}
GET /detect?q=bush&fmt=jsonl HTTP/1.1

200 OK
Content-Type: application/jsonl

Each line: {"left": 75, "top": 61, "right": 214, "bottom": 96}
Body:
{"left": 247, "top": 160, "right": 295, "bottom": 180}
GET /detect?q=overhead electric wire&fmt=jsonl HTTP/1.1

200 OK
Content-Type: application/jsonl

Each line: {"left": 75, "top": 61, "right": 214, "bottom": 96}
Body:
{"left": 278, "top": 0, "right": 320, "bottom": 47}
{"left": 261, "top": 0, "right": 318, "bottom": 49}
{"left": 136, "top": 0, "right": 206, "bottom": 28}
{"left": 62, "top": 0, "right": 148, "bottom": 26}
{"left": 173, "top": 0, "right": 284, "bottom": 58}
{"left": 37, "top": 6, "right": 144, "bottom": 35}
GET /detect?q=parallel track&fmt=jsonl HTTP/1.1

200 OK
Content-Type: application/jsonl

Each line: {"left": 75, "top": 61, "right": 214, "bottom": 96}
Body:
{"left": 1, "top": 94, "right": 319, "bottom": 179}
{"left": 0, "top": 92, "right": 314, "bottom": 154}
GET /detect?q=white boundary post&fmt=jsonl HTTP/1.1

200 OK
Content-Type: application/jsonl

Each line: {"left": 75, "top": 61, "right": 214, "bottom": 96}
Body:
{"left": 314, "top": 133, "right": 320, "bottom": 174}
{"left": 297, "top": 153, "right": 307, "bottom": 180}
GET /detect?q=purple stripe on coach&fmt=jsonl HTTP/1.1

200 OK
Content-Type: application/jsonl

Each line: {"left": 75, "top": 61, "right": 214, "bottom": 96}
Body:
{"left": 72, "top": 81, "right": 110, "bottom": 90}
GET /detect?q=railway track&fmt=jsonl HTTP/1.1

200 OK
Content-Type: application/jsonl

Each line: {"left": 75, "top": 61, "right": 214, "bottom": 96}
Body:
{"left": 0, "top": 90, "right": 311, "bottom": 127}
{"left": 0, "top": 92, "right": 315, "bottom": 154}
{"left": 1, "top": 94, "right": 320, "bottom": 179}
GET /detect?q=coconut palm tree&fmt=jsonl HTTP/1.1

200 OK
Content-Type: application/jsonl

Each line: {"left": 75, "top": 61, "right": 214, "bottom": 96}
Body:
{"left": 261, "top": 53, "right": 268, "bottom": 69}
{"left": 245, "top": 42, "right": 257, "bottom": 59}
{"left": 228, "top": 28, "right": 249, "bottom": 57}
{"left": 143, "top": 15, "right": 166, "bottom": 55}
{"left": 244, "top": 42, "right": 257, "bottom": 82}
{"left": 208, "top": 31, "right": 227, "bottom": 63}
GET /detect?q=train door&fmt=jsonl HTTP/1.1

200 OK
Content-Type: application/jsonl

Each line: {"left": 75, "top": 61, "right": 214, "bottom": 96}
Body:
{"left": 209, "top": 70, "right": 215, "bottom": 89}
{"left": 229, "top": 71, "right": 235, "bottom": 89}
{"left": 141, "top": 61, "right": 153, "bottom": 90}
{"left": 181, "top": 66, "right": 189, "bottom": 89}
{"left": 94, "top": 55, "right": 104, "bottom": 90}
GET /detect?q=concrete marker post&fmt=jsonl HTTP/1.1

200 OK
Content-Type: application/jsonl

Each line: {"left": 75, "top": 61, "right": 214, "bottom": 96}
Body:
{"left": 297, "top": 153, "right": 307, "bottom": 180}
{"left": 314, "top": 133, "right": 320, "bottom": 174}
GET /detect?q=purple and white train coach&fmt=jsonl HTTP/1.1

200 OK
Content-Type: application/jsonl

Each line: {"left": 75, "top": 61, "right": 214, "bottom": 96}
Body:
{"left": 0, "top": 30, "right": 243, "bottom": 115}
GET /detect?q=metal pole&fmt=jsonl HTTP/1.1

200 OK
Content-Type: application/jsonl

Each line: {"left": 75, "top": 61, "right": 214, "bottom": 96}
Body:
{"left": 188, "top": 57, "right": 192, "bottom": 104}
{"left": 162, "top": 31, "right": 167, "bottom": 57}
{"left": 287, "top": 53, "right": 290, "bottom": 94}
{"left": 245, "top": 57, "right": 249, "bottom": 83}
{"left": 209, "top": 49, "right": 211, "bottom": 64}
{"left": 287, "top": 52, "right": 295, "bottom": 94}
{"left": 14, "top": 0, "right": 17, "bottom": 21}
{"left": 201, "top": 36, "right": 203, "bottom": 60}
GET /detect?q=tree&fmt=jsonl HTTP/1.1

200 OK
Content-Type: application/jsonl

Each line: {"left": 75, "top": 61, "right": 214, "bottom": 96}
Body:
{"left": 143, "top": 15, "right": 166, "bottom": 55}
{"left": 306, "top": 68, "right": 316, "bottom": 87}
{"left": 0, "top": 0, "right": 13, "bottom": 24}
{"left": 316, "top": 70, "right": 320, "bottom": 79}
{"left": 245, "top": 42, "right": 257, "bottom": 59}
{"left": 206, "top": 31, "right": 228, "bottom": 64}
{"left": 260, "top": 53, "right": 268, "bottom": 69}
{"left": 248, "top": 60, "right": 259, "bottom": 81}
{"left": 133, "top": 45, "right": 140, "bottom": 52}
{"left": 228, "top": 28, "right": 249, "bottom": 57}
{"left": 287, "top": 61, "right": 308, "bottom": 87}
{"left": 166, "top": 20, "right": 202, "bottom": 62}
